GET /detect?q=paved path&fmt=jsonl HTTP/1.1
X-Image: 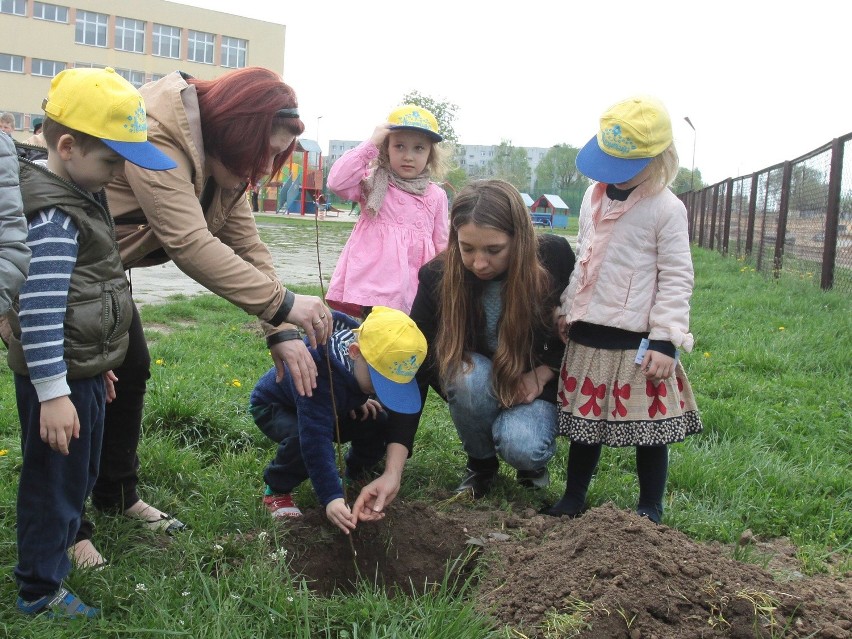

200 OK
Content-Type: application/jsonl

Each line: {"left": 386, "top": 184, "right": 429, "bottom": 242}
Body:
{"left": 128, "top": 216, "right": 350, "bottom": 306}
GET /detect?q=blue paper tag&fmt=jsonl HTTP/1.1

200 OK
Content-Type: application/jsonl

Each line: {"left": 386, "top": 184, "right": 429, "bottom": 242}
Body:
{"left": 635, "top": 338, "right": 680, "bottom": 365}
{"left": 635, "top": 338, "right": 650, "bottom": 364}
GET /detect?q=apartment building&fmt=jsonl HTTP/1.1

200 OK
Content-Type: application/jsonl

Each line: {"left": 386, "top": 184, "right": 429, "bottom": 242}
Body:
{"left": 0, "top": 0, "right": 285, "bottom": 139}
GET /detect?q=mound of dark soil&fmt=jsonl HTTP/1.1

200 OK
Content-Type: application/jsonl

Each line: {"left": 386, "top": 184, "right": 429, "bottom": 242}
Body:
{"left": 280, "top": 500, "right": 852, "bottom": 638}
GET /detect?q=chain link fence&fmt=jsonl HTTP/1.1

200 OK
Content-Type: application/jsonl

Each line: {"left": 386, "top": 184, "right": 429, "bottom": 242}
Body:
{"left": 680, "top": 133, "right": 852, "bottom": 294}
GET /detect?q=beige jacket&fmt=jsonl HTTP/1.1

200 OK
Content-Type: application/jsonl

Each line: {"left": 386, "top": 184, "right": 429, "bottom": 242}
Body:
{"left": 105, "top": 72, "right": 289, "bottom": 330}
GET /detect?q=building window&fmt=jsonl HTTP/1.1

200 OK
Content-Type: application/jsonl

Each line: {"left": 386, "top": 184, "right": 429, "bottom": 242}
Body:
{"left": 75, "top": 10, "right": 108, "bottom": 47}
{"left": 33, "top": 2, "right": 68, "bottom": 22}
{"left": 220, "top": 36, "right": 247, "bottom": 68}
{"left": 115, "top": 68, "right": 146, "bottom": 88}
{"left": 152, "top": 23, "right": 181, "bottom": 59}
{"left": 0, "top": 0, "right": 26, "bottom": 16}
{"left": 115, "top": 17, "right": 145, "bottom": 53}
{"left": 188, "top": 30, "right": 215, "bottom": 64}
{"left": 31, "top": 58, "right": 66, "bottom": 77}
{"left": 0, "top": 53, "right": 24, "bottom": 73}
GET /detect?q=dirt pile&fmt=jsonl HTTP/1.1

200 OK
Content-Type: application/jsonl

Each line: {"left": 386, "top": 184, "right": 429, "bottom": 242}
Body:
{"left": 281, "top": 500, "right": 852, "bottom": 638}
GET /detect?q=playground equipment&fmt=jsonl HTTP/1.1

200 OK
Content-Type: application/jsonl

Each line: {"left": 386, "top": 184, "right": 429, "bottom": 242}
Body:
{"left": 259, "top": 139, "right": 325, "bottom": 215}
{"left": 530, "top": 193, "right": 570, "bottom": 229}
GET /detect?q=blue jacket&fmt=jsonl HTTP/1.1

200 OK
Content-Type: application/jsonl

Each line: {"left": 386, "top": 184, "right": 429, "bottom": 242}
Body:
{"left": 250, "top": 312, "right": 372, "bottom": 506}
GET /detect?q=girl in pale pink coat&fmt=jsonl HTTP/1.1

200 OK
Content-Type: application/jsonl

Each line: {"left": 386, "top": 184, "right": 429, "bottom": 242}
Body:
{"left": 325, "top": 105, "right": 449, "bottom": 317}
{"left": 545, "top": 95, "right": 702, "bottom": 524}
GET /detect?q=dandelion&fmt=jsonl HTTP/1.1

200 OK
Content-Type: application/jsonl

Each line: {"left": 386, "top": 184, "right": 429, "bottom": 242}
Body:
{"left": 155, "top": 358, "right": 164, "bottom": 365}
{"left": 0, "top": 449, "right": 8, "bottom": 456}
{"left": 778, "top": 326, "right": 785, "bottom": 331}
{"left": 231, "top": 379, "right": 242, "bottom": 388}
{"left": 704, "top": 352, "right": 711, "bottom": 358}
{"left": 135, "top": 583, "right": 148, "bottom": 593}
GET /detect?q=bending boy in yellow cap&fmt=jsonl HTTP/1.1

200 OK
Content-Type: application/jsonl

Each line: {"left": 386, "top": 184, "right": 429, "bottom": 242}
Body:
{"left": 249, "top": 307, "right": 426, "bottom": 533}
{"left": 8, "top": 67, "right": 175, "bottom": 619}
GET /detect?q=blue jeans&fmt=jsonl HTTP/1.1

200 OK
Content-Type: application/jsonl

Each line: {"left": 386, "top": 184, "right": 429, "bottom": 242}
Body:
{"left": 251, "top": 403, "right": 387, "bottom": 494}
{"left": 15, "top": 374, "right": 105, "bottom": 600}
{"left": 445, "top": 353, "right": 557, "bottom": 471}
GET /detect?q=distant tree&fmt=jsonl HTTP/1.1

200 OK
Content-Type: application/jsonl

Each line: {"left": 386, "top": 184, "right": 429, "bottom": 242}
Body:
{"left": 400, "top": 91, "right": 459, "bottom": 144}
{"left": 790, "top": 164, "right": 828, "bottom": 212}
{"left": 672, "top": 167, "right": 704, "bottom": 194}
{"left": 535, "top": 144, "right": 588, "bottom": 195}
{"left": 441, "top": 165, "right": 468, "bottom": 202}
{"left": 487, "top": 140, "right": 531, "bottom": 192}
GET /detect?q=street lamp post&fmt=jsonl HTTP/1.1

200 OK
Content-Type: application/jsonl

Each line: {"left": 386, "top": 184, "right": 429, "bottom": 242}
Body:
{"left": 684, "top": 116, "right": 696, "bottom": 191}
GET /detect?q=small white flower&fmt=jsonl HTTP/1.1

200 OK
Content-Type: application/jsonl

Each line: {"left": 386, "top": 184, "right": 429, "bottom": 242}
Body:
{"left": 258, "top": 531, "right": 268, "bottom": 541}
{"left": 135, "top": 583, "right": 148, "bottom": 593}
{"left": 179, "top": 620, "right": 184, "bottom": 626}
{"left": 287, "top": 596, "right": 294, "bottom": 603}
{"left": 269, "top": 547, "right": 288, "bottom": 561}
{"left": 230, "top": 593, "right": 241, "bottom": 600}
{"left": 213, "top": 544, "right": 224, "bottom": 553}
{"left": 182, "top": 590, "right": 190, "bottom": 597}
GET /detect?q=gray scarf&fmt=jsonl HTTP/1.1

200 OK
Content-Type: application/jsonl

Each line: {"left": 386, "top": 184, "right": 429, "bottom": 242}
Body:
{"left": 363, "top": 165, "right": 430, "bottom": 216}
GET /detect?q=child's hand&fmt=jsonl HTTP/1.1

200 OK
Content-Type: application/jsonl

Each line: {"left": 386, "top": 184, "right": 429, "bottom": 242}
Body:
{"left": 103, "top": 370, "right": 118, "bottom": 403}
{"left": 369, "top": 124, "right": 392, "bottom": 147}
{"left": 349, "top": 398, "right": 382, "bottom": 421}
{"left": 39, "top": 396, "right": 80, "bottom": 455}
{"left": 640, "top": 350, "right": 675, "bottom": 382}
{"left": 325, "top": 498, "right": 357, "bottom": 535}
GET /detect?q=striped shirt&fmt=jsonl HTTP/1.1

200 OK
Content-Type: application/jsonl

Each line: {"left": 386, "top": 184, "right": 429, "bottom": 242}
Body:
{"left": 19, "top": 207, "right": 79, "bottom": 402}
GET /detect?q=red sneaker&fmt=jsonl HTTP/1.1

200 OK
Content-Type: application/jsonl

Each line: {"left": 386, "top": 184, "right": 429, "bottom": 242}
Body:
{"left": 263, "top": 493, "right": 302, "bottom": 519}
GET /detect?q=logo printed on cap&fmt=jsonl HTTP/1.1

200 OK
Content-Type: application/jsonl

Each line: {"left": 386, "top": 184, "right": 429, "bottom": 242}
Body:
{"left": 600, "top": 124, "right": 638, "bottom": 156}
{"left": 388, "top": 354, "right": 419, "bottom": 380}
{"left": 126, "top": 104, "right": 148, "bottom": 135}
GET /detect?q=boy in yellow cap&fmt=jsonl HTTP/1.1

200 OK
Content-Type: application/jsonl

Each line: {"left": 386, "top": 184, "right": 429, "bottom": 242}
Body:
{"left": 249, "top": 307, "right": 426, "bottom": 534}
{"left": 8, "top": 67, "right": 175, "bottom": 618}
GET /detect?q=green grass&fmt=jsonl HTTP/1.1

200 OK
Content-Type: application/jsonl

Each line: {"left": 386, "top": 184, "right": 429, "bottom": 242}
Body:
{"left": 0, "top": 246, "right": 848, "bottom": 636}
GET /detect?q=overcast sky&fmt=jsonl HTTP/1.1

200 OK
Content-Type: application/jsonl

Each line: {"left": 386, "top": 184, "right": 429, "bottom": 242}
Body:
{"left": 174, "top": 0, "right": 848, "bottom": 186}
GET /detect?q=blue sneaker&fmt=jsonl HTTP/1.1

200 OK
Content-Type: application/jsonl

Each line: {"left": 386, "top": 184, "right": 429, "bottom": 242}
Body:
{"left": 16, "top": 586, "right": 99, "bottom": 619}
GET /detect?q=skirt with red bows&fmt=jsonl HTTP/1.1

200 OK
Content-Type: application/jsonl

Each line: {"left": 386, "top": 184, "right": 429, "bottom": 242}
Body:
{"left": 557, "top": 341, "right": 702, "bottom": 447}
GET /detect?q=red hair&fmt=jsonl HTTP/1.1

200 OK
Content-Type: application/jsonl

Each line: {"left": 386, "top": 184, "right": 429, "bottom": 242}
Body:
{"left": 188, "top": 67, "right": 305, "bottom": 185}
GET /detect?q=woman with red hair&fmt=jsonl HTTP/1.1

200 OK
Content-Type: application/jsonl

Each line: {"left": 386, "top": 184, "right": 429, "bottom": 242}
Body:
{"left": 68, "top": 67, "right": 332, "bottom": 567}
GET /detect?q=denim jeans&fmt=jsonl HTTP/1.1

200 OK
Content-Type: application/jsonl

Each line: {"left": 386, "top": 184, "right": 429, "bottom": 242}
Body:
{"left": 15, "top": 374, "right": 105, "bottom": 599}
{"left": 251, "top": 403, "right": 387, "bottom": 494}
{"left": 445, "top": 353, "right": 557, "bottom": 471}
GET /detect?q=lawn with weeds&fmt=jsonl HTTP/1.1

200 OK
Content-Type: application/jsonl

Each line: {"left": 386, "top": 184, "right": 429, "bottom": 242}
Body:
{"left": 0, "top": 246, "right": 848, "bottom": 637}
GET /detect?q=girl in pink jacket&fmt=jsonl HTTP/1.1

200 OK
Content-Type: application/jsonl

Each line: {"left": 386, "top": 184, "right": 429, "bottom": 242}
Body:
{"left": 545, "top": 95, "right": 702, "bottom": 524}
{"left": 325, "top": 105, "right": 449, "bottom": 316}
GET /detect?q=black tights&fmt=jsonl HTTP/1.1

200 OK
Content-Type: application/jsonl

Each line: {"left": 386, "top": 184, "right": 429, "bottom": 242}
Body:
{"left": 546, "top": 442, "right": 668, "bottom": 522}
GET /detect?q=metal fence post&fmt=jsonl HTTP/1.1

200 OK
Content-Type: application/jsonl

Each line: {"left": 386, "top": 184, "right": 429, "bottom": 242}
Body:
{"left": 774, "top": 161, "right": 793, "bottom": 278}
{"left": 822, "top": 137, "right": 843, "bottom": 290}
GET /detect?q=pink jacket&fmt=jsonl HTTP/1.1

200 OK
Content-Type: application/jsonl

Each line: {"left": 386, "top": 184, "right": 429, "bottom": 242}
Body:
{"left": 560, "top": 181, "right": 695, "bottom": 352}
{"left": 326, "top": 141, "right": 448, "bottom": 314}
